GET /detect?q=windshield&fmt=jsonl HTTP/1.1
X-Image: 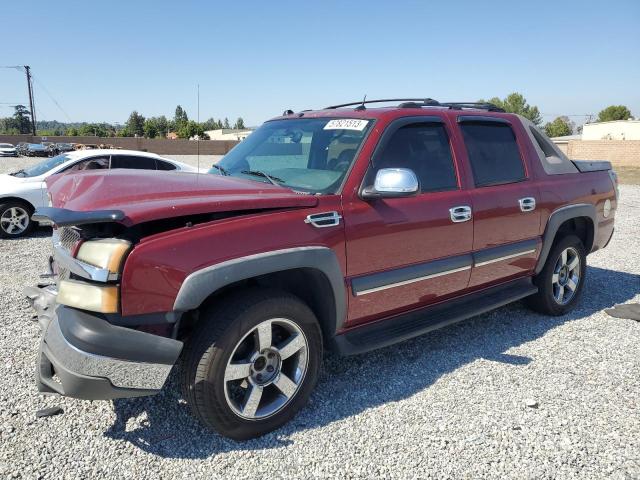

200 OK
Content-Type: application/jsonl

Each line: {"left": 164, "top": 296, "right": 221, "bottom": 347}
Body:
{"left": 210, "top": 118, "right": 372, "bottom": 194}
{"left": 15, "top": 153, "right": 72, "bottom": 177}
{"left": 0, "top": 144, "right": 13, "bottom": 148}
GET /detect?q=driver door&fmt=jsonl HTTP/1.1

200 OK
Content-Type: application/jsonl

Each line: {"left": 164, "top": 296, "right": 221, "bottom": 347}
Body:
{"left": 343, "top": 118, "right": 473, "bottom": 327}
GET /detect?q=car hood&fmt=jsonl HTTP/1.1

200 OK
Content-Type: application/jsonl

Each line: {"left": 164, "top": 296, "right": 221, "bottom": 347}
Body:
{"left": 46, "top": 170, "right": 318, "bottom": 226}
{"left": 0, "top": 173, "right": 39, "bottom": 186}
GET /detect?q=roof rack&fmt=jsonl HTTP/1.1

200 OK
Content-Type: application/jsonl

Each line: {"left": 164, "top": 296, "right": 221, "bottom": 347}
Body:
{"left": 439, "top": 102, "right": 505, "bottom": 112}
{"left": 323, "top": 98, "right": 504, "bottom": 113}
{"left": 325, "top": 98, "right": 440, "bottom": 109}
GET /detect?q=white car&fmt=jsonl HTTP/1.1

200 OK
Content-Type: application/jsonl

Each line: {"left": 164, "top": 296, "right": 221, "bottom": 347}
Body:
{"left": 0, "top": 143, "right": 17, "bottom": 157}
{"left": 0, "top": 149, "right": 199, "bottom": 238}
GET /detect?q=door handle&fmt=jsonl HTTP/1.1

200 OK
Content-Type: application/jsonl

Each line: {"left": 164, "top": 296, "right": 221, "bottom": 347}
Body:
{"left": 519, "top": 197, "right": 536, "bottom": 212}
{"left": 449, "top": 205, "right": 472, "bottom": 223}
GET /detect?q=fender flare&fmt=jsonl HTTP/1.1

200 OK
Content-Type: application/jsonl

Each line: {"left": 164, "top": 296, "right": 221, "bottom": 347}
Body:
{"left": 172, "top": 246, "right": 346, "bottom": 333}
{"left": 535, "top": 203, "right": 597, "bottom": 274}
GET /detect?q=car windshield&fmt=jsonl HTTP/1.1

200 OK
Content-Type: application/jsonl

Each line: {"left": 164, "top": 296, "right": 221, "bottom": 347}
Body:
{"left": 0, "top": 143, "right": 13, "bottom": 148}
{"left": 16, "top": 153, "right": 73, "bottom": 177}
{"left": 210, "top": 118, "right": 372, "bottom": 194}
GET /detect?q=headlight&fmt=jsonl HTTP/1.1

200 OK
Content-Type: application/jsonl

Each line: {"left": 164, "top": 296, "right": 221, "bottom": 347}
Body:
{"left": 57, "top": 279, "right": 119, "bottom": 313}
{"left": 76, "top": 238, "right": 131, "bottom": 273}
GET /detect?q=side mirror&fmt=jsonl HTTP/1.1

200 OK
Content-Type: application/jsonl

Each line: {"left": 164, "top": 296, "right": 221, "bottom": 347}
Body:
{"left": 361, "top": 168, "right": 419, "bottom": 199}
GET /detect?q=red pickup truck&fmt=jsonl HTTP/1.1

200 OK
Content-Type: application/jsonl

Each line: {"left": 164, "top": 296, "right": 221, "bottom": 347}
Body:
{"left": 27, "top": 99, "right": 618, "bottom": 440}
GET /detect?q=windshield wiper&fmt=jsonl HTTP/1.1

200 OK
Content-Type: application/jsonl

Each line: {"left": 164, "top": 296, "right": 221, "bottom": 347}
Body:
{"left": 10, "top": 169, "right": 26, "bottom": 177}
{"left": 241, "top": 170, "right": 285, "bottom": 186}
{"left": 210, "top": 164, "right": 230, "bottom": 176}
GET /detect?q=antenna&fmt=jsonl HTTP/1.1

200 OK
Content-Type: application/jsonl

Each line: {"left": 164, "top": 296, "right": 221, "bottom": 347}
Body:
{"left": 355, "top": 94, "right": 367, "bottom": 111}
{"left": 197, "top": 83, "right": 200, "bottom": 182}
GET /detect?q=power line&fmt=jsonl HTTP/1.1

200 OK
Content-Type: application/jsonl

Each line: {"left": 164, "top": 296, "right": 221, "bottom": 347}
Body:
{"left": 30, "top": 73, "right": 73, "bottom": 123}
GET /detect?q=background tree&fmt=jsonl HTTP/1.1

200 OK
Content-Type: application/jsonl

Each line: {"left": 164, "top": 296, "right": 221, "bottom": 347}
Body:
{"left": 177, "top": 120, "right": 207, "bottom": 139}
{"left": 223, "top": 117, "right": 230, "bottom": 129}
{"left": 544, "top": 116, "right": 573, "bottom": 138}
{"left": 78, "top": 123, "right": 110, "bottom": 137}
{"left": 234, "top": 117, "right": 245, "bottom": 129}
{"left": 597, "top": 105, "right": 632, "bottom": 123}
{"left": 66, "top": 127, "right": 79, "bottom": 136}
{"left": 202, "top": 117, "right": 218, "bottom": 130}
{"left": 125, "top": 111, "right": 145, "bottom": 137}
{"left": 156, "top": 116, "right": 169, "bottom": 138}
{"left": 10, "top": 105, "right": 32, "bottom": 134}
{"left": 479, "top": 92, "right": 542, "bottom": 125}
{"left": 143, "top": 118, "right": 158, "bottom": 138}
{"left": 174, "top": 105, "right": 189, "bottom": 130}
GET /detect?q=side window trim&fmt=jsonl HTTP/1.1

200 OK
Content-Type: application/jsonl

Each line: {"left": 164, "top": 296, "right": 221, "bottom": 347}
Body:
{"left": 361, "top": 115, "right": 460, "bottom": 195}
{"left": 457, "top": 115, "right": 511, "bottom": 125}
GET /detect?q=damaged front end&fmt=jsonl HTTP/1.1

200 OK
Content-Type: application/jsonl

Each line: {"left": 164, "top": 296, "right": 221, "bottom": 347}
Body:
{"left": 25, "top": 207, "right": 183, "bottom": 400}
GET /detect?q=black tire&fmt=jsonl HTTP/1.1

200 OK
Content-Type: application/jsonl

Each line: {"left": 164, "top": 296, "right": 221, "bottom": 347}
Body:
{"left": 526, "top": 234, "right": 587, "bottom": 316}
{"left": 180, "top": 288, "right": 323, "bottom": 440}
{"left": 0, "top": 201, "right": 34, "bottom": 238}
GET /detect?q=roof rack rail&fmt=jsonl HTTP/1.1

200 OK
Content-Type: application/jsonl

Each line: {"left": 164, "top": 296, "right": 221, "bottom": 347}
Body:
{"left": 439, "top": 102, "right": 505, "bottom": 112}
{"left": 323, "top": 98, "right": 504, "bottom": 112}
{"left": 325, "top": 98, "right": 440, "bottom": 109}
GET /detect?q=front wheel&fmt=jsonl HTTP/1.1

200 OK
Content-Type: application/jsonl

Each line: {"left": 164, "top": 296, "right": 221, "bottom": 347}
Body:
{"left": 180, "top": 289, "right": 323, "bottom": 440}
{"left": 526, "top": 235, "right": 587, "bottom": 316}
{"left": 0, "top": 201, "right": 34, "bottom": 238}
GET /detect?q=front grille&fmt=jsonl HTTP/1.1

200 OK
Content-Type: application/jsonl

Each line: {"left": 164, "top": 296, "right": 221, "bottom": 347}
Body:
{"left": 52, "top": 227, "right": 81, "bottom": 283}
{"left": 58, "top": 227, "right": 81, "bottom": 252}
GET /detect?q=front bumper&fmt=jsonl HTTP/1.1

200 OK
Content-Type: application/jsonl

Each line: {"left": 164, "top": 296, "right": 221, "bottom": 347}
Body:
{"left": 25, "top": 285, "right": 183, "bottom": 400}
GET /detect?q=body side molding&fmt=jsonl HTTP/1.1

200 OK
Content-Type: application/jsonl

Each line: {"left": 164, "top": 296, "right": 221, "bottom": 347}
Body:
{"left": 351, "top": 254, "right": 472, "bottom": 296}
{"left": 473, "top": 238, "right": 539, "bottom": 267}
{"left": 535, "top": 203, "right": 597, "bottom": 274}
{"left": 173, "top": 246, "right": 346, "bottom": 333}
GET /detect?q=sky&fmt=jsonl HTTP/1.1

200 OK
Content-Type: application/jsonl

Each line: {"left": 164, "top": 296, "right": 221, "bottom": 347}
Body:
{"left": 1, "top": 0, "right": 639, "bottom": 127}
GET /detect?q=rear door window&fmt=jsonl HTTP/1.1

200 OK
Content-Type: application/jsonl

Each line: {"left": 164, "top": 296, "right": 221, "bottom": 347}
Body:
{"left": 460, "top": 123, "right": 526, "bottom": 187}
{"left": 155, "top": 159, "right": 177, "bottom": 170}
{"left": 110, "top": 155, "right": 157, "bottom": 170}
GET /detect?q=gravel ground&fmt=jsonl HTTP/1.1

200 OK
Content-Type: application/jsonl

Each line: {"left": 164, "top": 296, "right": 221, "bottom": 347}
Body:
{"left": 1, "top": 156, "right": 639, "bottom": 479}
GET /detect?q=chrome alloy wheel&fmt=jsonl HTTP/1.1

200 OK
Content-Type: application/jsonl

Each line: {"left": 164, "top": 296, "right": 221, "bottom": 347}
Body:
{"left": 224, "top": 318, "right": 309, "bottom": 420}
{"left": 0, "top": 206, "right": 29, "bottom": 235}
{"left": 552, "top": 247, "right": 581, "bottom": 305}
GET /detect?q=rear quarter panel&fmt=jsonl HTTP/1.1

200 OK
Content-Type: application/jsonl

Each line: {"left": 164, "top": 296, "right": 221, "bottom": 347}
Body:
{"left": 536, "top": 170, "right": 616, "bottom": 251}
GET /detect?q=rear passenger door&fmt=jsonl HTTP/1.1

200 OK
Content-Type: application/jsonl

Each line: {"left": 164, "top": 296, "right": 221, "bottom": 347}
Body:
{"left": 458, "top": 116, "right": 541, "bottom": 288}
{"left": 110, "top": 155, "right": 157, "bottom": 170}
{"left": 344, "top": 117, "right": 473, "bottom": 326}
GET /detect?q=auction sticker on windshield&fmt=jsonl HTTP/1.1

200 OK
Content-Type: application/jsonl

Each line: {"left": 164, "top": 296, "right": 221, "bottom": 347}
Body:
{"left": 323, "top": 119, "right": 369, "bottom": 131}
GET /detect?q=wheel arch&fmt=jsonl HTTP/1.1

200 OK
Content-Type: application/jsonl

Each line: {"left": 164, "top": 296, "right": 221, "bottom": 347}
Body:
{"left": 173, "top": 247, "right": 347, "bottom": 342}
{"left": 535, "top": 203, "right": 596, "bottom": 274}
{"left": 0, "top": 196, "right": 36, "bottom": 212}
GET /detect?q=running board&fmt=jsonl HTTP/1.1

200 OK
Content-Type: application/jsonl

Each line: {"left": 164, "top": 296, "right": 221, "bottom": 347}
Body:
{"left": 333, "top": 277, "right": 537, "bottom": 355}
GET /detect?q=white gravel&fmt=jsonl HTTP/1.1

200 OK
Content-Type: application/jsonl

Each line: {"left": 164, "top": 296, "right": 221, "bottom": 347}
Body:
{"left": 1, "top": 156, "right": 639, "bottom": 479}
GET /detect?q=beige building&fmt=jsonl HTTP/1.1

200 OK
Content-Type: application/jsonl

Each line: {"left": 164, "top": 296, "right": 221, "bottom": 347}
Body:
{"left": 205, "top": 129, "right": 253, "bottom": 141}
{"left": 581, "top": 119, "right": 640, "bottom": 140}
{"left": 550, "top": 120, "right": 640, "bottom": 167}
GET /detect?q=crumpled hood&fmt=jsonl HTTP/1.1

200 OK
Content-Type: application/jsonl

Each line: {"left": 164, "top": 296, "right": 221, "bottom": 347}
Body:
{"left": 46, "top": 169, "right": 318, "bottom": 226}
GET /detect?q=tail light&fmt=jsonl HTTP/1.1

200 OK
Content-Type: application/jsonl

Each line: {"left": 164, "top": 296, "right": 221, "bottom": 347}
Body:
{"left": 608, "top": 169, "right": 619, "bottom": 200}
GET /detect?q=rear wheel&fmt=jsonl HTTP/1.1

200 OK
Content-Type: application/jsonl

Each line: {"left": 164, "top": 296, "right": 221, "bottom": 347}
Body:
{"left": 0, "top": 201, "right": 34, "bottom": 238}
{"left": 526, "top": 235, "right": 586, "bottom": 315}
{"left": 180, "top": 289, "right": 322, "bottom": 440}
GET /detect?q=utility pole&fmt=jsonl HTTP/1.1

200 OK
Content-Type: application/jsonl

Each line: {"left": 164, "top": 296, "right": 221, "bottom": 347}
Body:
{"left": 24, "top": 65, "right": 37, "bottom": 136}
